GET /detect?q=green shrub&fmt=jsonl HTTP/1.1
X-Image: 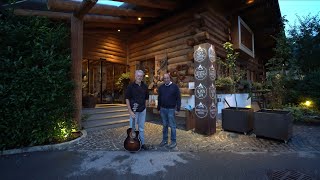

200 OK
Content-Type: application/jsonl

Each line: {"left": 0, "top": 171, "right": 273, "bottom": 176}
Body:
{"left": 0, "top": 11, "right": 74, "bottom": 150}
{"left": 215, "top": 77, "right": 234, "bottom": 90}
{"left": 284, "top": 70, "right": 320, "bottom": 110}
{"left": 284, "top": 104, "right": 320, "bottom": 122}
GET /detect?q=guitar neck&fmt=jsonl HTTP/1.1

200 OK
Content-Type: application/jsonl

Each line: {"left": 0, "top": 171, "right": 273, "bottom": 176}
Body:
{"left": 132, "top": 111, "right": 136, "bottom": 131}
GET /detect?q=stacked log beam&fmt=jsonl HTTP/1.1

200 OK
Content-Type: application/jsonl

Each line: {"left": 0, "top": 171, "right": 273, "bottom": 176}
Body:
{"left": 198, "top": 9, "right": 231, "bottom": 58}
{"left": 126, "top": 7, "right": 230, "bottom": 95}
{"left": 83, "top": 32, "right": 127, "bottom": 65}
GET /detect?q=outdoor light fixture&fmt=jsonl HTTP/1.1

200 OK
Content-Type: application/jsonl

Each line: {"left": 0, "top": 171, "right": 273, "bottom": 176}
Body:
{"left": 304, "top": 100, "right": 312, "bottom": 107}
{"left": 246, "top": 0, "right": 254, "bottom": 4}
{"left": 118, "top": 29, "right": 120, "bottom": 32}
{"left": 138, "top": 17, "right": 142, "bottom": 21}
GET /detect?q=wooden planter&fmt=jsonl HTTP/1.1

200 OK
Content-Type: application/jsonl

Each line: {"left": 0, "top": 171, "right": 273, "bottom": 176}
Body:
{"left": 222, "top": 107, "right": 253, "bottom": 134}
{"left": 253, "top": 109, "right": 293, "bottom": 143}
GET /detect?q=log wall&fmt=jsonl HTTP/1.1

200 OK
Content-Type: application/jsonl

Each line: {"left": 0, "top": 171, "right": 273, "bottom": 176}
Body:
{"left": 127, "top": 6, "right": 232, "bottom": 94}
{"left": 83, "top": 32, "right": 127, "bottom": 65}
{"left": 127, "top": 12, "right": 200, "bottom": 94}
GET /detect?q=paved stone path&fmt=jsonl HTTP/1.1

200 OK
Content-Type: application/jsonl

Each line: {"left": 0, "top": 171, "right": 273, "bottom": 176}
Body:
{"left": 69, "top": 120, "right": 320, "bottom": 153}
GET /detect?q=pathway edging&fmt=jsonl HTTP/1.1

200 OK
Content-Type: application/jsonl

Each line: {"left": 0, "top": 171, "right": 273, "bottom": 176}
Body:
{"left": 0, "top": 130, "right": 87, "bottom": 156}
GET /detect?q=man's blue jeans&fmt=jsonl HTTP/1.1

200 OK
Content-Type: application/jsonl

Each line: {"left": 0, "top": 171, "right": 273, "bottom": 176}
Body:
{"left": 160, "top": 108, "right": 176, "bottom": 143}
{"left": 130, "top": 109, "right": 146, "bottom": 145}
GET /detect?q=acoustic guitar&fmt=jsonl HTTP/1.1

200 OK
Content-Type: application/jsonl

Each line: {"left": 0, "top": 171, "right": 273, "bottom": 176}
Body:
{"left": 124, "top": 103, "right": 141, "bottom": 152}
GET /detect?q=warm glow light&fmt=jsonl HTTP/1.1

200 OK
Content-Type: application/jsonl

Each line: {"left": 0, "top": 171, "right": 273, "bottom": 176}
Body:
{"left": 118, "top": 29, "right": 120, "bottom": 32}
{"left": 246, "top": 0, "right": 254, "bottom": 4}
{"left": 305, "top": 100, "right": 312, "bottom": 107}
{"left": 245, "top": 105, "right": 251, "bottom": 108}
{"left": 138, "top": 17, "right": 142, "bottom": 21}
{"left": 145, "top": 74, "right": 149, "bottom": 78}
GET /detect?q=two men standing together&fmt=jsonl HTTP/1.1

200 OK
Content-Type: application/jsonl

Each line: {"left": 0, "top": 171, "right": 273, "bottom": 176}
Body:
{"left": 125, "top": 70, "right": 181, "bottom": 150}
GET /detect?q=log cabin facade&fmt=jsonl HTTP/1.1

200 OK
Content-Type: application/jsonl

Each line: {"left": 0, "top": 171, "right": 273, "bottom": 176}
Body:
{"left": 7, "top": 0, "right": 282, "bottom": 127}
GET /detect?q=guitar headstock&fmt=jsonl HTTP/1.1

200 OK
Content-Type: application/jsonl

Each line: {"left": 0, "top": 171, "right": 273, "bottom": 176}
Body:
{"left": 132, "top": 103, "right": 139, "bottom": 112}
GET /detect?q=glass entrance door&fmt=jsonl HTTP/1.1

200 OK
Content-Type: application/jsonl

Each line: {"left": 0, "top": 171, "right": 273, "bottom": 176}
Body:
{"left": 82, "top": 59, "right": 127, "bottom": 104}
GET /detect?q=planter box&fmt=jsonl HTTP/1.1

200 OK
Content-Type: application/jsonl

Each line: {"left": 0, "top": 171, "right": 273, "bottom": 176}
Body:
{"left": 222, "top": 107, "right": 253, "bottom": 134}
{"left": 253, "top": 109, "right": 293, "bottom": 142}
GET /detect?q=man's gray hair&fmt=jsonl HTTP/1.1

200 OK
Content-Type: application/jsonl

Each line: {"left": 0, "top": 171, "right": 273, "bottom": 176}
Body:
{"left": 135, "top": 70, "right": 144, "bottom": 76}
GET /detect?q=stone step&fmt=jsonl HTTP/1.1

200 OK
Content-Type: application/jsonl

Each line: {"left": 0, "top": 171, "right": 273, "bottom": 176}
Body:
{"left": 82, "top": 106, "right": 127, "bottom": 114}
{"left": 84, "top": 113, "right": 129, "bottom": 122}
{"left": 82, "top": 118, "right": 129, "bottom": 130}
{"left": 81, "top": 104, "right": 129, "bottom": 130}
{"left": 85, "top": 122, "right": 129, "bottom": 132}
{"left": 83, "top": 110, "right": 129, "bottom": 120}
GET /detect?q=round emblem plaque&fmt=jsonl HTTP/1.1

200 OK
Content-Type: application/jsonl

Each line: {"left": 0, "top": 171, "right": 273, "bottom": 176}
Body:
{"left": 195, "top": 83, "right": 207, "bottom": 99}
{"left": 194, "top": 46, "right": 207, "bottom": 62}
{"left": 209, "top": 65, "right": 216, "bottom": 80}
{"left": 195, "top": 102, "right": 208, "bottom": 118}
{"left": 208, "top": 45, "right": 216, "bottom": 63}
{"left": 194, "top": 65, "right": 207, "bottom": 80}
{"left": 209, "top": 103, "right": 217, "bottom": 119}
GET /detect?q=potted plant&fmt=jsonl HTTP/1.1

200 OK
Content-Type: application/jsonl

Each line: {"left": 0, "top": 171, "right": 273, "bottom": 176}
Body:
{"left": 218, "top": 42, "right": 253, "bottom": 134}
{"left": 115, "top": 72, "right": 131, "bottom": 103}
{"left": 253, "top": 75, "right": 293, "bottom": 142}
{"left": 215, "top": 76, "right": 234, "bottom": 93}
{"left": 253, "top": 32, "right": 293, "bottom": 142}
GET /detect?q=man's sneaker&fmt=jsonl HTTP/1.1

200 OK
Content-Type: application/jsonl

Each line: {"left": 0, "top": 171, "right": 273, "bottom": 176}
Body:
{"left": 141, "top": 144, "right": 149, "bottom": 150}
{"left": 168, "top": 142, "right": 177, "bottom": 149}
{"left": 159, "top": 141, "right": 168, "bottom": 147}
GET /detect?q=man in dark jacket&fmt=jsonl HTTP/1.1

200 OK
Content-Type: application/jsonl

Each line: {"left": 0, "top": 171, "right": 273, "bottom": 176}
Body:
{"left": 157, "top": 73, "right": 181, "bottom": 149}
{"left": 125, "top": 70, "right": 149, "bottom": 150}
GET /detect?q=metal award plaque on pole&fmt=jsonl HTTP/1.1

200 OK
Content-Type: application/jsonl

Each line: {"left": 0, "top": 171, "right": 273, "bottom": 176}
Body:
{"left": 193, "top": 43, "right": 217, "bottom": 135}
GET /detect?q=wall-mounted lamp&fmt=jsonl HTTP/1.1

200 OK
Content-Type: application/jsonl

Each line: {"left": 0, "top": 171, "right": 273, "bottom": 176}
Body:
{"left": 246, "top": 0, "right": 254, "bottom": 4}
{"left": 118, "top": 29, "right": 121, "bottom": 32}
{"left": 138, "top": 17, "right": 142, "bottom": 21}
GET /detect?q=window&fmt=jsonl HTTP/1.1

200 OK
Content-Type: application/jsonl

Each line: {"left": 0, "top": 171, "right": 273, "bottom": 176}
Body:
{"left": 238, "top": 16, "right": 255, "bottom": 58}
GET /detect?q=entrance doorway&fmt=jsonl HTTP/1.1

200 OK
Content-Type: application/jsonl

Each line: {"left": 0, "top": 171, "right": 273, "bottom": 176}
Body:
{"left": 82, "top": 59, "right": 127, "bottom": 104}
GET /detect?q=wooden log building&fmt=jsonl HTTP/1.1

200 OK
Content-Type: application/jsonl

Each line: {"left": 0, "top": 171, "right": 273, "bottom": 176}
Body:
{"left": 5, "top": 0, "right": 282, "bottom": 127}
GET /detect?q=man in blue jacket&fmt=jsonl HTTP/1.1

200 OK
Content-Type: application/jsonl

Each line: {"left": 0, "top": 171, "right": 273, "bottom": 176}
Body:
{"left": 157, "top": 73, "right": 181, "bottom": 149}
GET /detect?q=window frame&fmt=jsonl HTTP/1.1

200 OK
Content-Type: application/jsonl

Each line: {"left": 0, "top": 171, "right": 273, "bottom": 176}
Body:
{"left": 238, "top": 16, "right": 255, "bottom": 58}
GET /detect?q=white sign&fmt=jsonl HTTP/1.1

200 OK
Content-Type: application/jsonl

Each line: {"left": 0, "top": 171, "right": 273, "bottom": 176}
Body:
{"left": 188, "top": 82, "right": 195, "bottom": 89}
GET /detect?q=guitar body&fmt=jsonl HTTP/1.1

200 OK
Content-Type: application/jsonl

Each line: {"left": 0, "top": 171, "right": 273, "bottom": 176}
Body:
{"left": 124, "top": 127, "right": 141, "bottom": 152}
